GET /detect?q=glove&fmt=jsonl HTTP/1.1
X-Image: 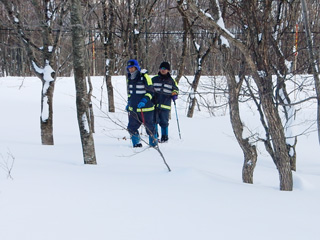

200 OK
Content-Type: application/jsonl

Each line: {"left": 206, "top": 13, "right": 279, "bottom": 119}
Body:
{"left": 125, "top": 101, "right": 130, "bottom": 112}
{"left": 172, "top": 95, "right": 178, "bottom": 101}
{"left": 137, "top": 98, "right": 148, "bottom": 108}
{"left": 141, "top": 69, "right": 148, "bottom": 74}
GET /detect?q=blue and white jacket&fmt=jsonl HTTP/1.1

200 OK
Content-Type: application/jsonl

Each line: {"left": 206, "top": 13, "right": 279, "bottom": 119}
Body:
{"left": 127, "top": 71, "right": 155, "bottom": 112}
{"left": 152, "top": 72, "right": 179, "bottom": 110}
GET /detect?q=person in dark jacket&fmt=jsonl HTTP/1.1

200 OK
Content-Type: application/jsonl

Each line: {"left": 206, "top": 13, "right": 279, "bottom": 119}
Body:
{"left": 152, "top": 62, "right": 179, "bottom": 142}
{"left": 126, "top": 59, "right": 157, "bottom": 147}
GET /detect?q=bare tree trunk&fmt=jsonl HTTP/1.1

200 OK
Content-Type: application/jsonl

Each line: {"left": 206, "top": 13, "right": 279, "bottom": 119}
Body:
{"left": 187, "top": 72, "right": 200, "bottom": 118}
{"left": 213, "top": 0, "right": 257, "bottom": 183}
{"left": 133, "top": 1, "right": 140, "bottom": 60}
{"left": 187, "top": 37, "right": 212, "bottom": 118}
{"left": 102, "top": 0, "right": 115, "bottom": 112}
{"left": 40, "top": 79, "right": 55, "bottom": 145}
{"left": 127, "top": 0, "right": 133, "bottom": 59}
{"left": 301, "top": 0, "right": 320, "bottom": 145}
{"left": 71, "top": 0, "right": 97, "bottom": 165}
{"left": 87, "top": 75, "right": 95, "bottom": 133}
{"left": 223, "top": 50, "right": 257, "bottom": 184}
{"left": 0, "top": 0, "right": 68, "bottom": 145}
{"left": 176, "top": 0, "right": 189, "bottom": 84}
{"left": 260, "top": 87, "right": 293, "bottom": 190}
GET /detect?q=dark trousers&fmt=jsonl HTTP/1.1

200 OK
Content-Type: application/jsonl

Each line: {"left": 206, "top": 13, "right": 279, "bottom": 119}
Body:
{"left": 155, "top": 109, "right": 170, "bottom": 128}
{"left": 127, "top": 111, "right": 155, "bottom": 136}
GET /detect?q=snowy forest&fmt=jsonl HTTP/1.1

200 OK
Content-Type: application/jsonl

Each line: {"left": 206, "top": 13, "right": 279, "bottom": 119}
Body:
{"left": 1, "top": 0, "right": 320, "bottom": 192}
{"left": 1, "top": 1, "right": 319, "bottom": 77}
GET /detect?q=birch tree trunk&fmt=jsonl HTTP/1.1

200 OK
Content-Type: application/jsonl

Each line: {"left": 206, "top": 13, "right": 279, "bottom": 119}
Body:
{"left": 71, "top": 0, "right": 97, "bottom": 165}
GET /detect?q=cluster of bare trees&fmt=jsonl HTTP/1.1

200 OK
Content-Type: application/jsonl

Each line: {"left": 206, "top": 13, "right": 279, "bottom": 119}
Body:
{"left": 1, "top": 1, "right": 319, "bottom": 78}
{"left": 179, "top": 0, "right": 320, "bottom": 191}
{"left": 0, "top": 0, "right": 320, "bottom": 191}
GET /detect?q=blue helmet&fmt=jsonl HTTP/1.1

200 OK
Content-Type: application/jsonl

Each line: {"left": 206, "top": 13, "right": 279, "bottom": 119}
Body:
{"left": 126, "top": 59, "right": 141, "bottom": 73}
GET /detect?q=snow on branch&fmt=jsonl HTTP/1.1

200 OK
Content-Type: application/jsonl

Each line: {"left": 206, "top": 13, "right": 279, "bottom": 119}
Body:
{"left": 32, "top": 60, "right": 55, "bottom": 84}
{"left": 199, "top": 0, "right": 234, "bottom": 47}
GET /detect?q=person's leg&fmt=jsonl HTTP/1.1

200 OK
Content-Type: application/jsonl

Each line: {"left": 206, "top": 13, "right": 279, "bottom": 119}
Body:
{"left": 159, "top": 110, "right": 169, "bottom": 142}
{"left": 143, "top": 111, "right": 157, "bottom": 147}
{"left": 154, "top": 109, "right": 160, "bottom": 139}
{"left": 127, "top": 112, "right": 142, "bottom": 147}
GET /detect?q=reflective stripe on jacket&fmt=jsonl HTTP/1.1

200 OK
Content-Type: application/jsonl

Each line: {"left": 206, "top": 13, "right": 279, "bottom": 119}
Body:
{"left": 127, "top": 71, "right": 154, "bottom": 112}
{"left": 152, "top": 72, "right": 179, "bottom": 110}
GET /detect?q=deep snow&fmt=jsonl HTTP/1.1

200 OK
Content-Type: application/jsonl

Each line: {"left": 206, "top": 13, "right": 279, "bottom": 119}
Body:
{"left": 0, "top": 76, "right": 320, "bottom": 240}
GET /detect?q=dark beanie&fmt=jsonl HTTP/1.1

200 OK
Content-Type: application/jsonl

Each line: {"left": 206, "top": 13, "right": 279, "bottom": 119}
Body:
{"left": 159, "top": 62, "right": 170, "bottom": 70}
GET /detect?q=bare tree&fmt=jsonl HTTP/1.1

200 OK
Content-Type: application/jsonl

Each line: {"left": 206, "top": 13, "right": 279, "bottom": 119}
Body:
{"left": 0, "top": 0, "right": 68, "bottom": 145}
{"left": 1, "top": 0, "right": 320, "bottom": 78}
{"left": 101, "top": 0, "right": 115, "bottom": 112}
{"left": 301, "top": 0, "right": 320, "bottom": 145}
{"left": 71, "top": 0, "right": 97, "bottom": 165}
{"left": 179, "top": 0, "right": 297, "bottom": 191}
{"left": 187, "top": 30, "right": 215, "bottom": 118}
{"left": 223, "top": 53, "right": 258, "bottom": 184}
{"left": 175, "top": 0, "right": 189, "bottom": 84}
{"left": 208, "top": 0, "right": 258, "bottom": 184}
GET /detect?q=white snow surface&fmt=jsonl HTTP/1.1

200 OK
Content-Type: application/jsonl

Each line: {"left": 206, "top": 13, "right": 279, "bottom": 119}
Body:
{"left": 0, "top": 76, "right": 320, "bottom": 240}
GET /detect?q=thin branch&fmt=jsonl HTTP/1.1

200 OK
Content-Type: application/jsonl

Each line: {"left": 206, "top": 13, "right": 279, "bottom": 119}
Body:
{"left": 0, "top": 149, "right": 15, "bottom": 180}
{"left": 93, "top": 102, "right": 171, "bottom": 172}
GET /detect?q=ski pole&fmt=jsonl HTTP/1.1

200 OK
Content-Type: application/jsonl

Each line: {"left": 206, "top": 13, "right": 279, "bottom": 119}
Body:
{"left": 173, "top": 99, "right": 181, "bottom": 139}
{"left": 140, "top": 108, "right": 145, "bottom": 125}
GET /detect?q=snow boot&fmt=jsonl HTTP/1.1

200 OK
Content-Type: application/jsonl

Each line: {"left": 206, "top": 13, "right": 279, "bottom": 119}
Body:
{"left": 133, "top": 143, "right": 142, "bottom": 148}
{"left": 160, "top": 135, "right": 168, "bottom": 143}
{"left": 160, "top": 127, "right": 169, "bottom": 142}
{"left": 131, "top": 134, "right": 142, "bottom": 148}
{"left": 149, "top": 135, "right": 158, "bottom": 147}
{"left": 155, "top": 124, "right": 159, "bottom": 140}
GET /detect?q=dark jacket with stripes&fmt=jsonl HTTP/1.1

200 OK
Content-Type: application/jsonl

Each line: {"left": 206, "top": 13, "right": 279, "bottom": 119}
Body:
{"left": 127, "top": 71, "right": 155, "bottom": 112}
{"left": 152, "top": 72, "right": 179, "bottom": 110}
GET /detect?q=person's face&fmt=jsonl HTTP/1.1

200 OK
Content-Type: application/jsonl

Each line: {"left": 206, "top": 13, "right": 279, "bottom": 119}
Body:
{"left": 159, "top": 68, "right": 169, "bottom": 75}
{"left": 128, "top": 66, "right": 137, "bottom": 73}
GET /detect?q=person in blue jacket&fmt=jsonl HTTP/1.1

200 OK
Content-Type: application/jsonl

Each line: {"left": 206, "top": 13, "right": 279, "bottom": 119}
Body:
{"left": 125, "top": 59, "right": 157, "bottom": 147}
{"left": 152, "top": 62, "right": 179, "bottom": 142}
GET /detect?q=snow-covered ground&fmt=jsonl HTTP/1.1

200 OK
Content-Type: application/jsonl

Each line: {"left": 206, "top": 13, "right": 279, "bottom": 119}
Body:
{"left": 0, "top": 76, "right": 319, "bottom": 240}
